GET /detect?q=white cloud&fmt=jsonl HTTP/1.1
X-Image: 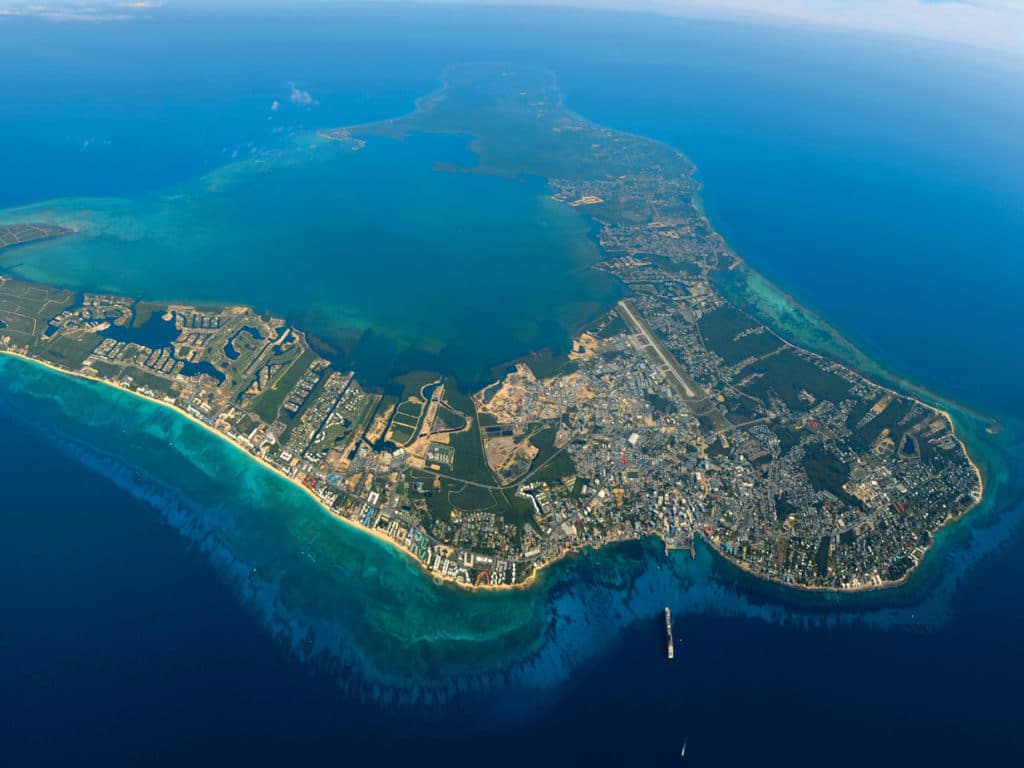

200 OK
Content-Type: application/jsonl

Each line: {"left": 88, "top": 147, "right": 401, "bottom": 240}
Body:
{"left": 0, "top": 1, "right": 162, "bottom": 21}
{"left": 270, "top": 99, "right": 280, "bottom": 111}
{"left": 2, "top": 1, "right": 1018, "bottom": 54}
{"left": 288, "top": 82, "right": 318, "bottom": 108}
{"left": 450, "top": 0, "right": 1024, "bottom": 54}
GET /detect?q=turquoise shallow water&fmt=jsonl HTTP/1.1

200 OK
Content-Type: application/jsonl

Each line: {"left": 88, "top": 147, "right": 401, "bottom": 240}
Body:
{"left": 2, "top": 349, "right": 1022, "bottom": 754}
{"left": 0, "top": 355, "right": 549, "bottom": 683}
{"left": 2, "top": 6, "right": 1024, "bottom": 764}
{"left": 1, "top": 351, "right": 1018, "bottom": 676}
{"left": 0, "top": 131, "right": 617, "bottom": 388}
{"left": 551, "top": 27, "right": 1024, "bottom": 419}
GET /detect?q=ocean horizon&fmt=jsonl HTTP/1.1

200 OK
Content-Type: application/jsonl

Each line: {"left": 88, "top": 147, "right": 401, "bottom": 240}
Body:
{"left": 1, "top": 5, "right": 1022, "bottom": 765}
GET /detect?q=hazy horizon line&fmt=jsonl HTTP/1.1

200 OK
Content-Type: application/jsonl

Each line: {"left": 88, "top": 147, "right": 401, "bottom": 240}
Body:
{"left": 0, "top": 0, "right": 1021, "bottom": 60}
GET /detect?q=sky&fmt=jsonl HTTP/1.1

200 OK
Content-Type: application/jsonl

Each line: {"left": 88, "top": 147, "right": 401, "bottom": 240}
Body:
{"left": 536, "top": 0, "right": 1024, "bottom": 54}
{"left": 0, "top": 0, "right": 1021, "bottom": 56}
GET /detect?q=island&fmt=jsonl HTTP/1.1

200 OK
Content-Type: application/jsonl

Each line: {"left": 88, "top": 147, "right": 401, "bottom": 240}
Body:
{"left": 0, "top": 223, "right": 74, "bottom": 251}
{"left": 0, "top": 66, "right": 982, "bottom": 591}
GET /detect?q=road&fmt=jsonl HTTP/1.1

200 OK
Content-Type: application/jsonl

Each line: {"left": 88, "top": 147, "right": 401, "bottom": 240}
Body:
{"left": 617, "top": 299, "right": 700, "bottom": 400}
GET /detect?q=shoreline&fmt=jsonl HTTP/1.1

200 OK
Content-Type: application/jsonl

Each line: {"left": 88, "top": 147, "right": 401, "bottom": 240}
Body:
{"left": 0, "top": 349, "right": 540, "bottom": 594}
{"left": 673, "top": 317, "right": 988, "bottom": 593}
{"left": 3, "top": 346, "right": 987, "bottom": 597}
{"left": 0, "top": 69, "right": 993, "bottom": 597}
{"left": 715, "top": 259, "right": 1005, "bottom": 432}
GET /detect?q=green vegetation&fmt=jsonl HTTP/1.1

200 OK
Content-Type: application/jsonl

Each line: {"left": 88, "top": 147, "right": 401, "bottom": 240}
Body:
{"left": 131, "top": 301, "right": 162, "bottom": 328}
{"left": 86, "top": 359, "right": 121, "bottom": 381}
{"left": 887, "top": 557, "right": 913, "bottom": 582}
{"left": 250, "top": 347, "right": 317, "bottom": 423}
{"left": 356, "top": 64, "right": 672, "bottom": 186}
{"left": 0, "top": 223, "right": 72, "bottom": 251}
{"left": 699, "top": 305, "right": 783, "bottom": 366}
{"left": 774, "top": 493, "right": 797, "bottom": 522}
{"left": 499, "top": 488, "right": 537, "bottom": 528}
{"left": 443, "top": 386, "right": 496, "bottom": 485}
{"left": 814, "top": 536, "right": 831, "bottom": 577}
{"left": 0, "top": 70, "right": 976, "bottom": 595}
{"left": 211, "top": 324, "right": 277, "bottom": 396}
{"left": 844, "top": 398, "right": 875, "bottom": 432}
{"left": 124, "top": 367, "right": 179, "bottom": 398}
{"left": 433, "top": 403, "right": 467, "bottom": 431}
{"left": 391, "top": 370, "right": 440, "bottom": 399}
{"left": 705, "top": 436, "right": 729, "bottom": 458}
{"left": 529, "top": 425, "right": 558, "bottom": 463}
{"left": 85, "top": 360, "right": 177, "bottom": 398}
{"left": 220, "top": 326, "right": 262, "bottom": 368}
{"left": 38, "top": 334, "right": 100, "bottom": 368}
{"left": 644, "top": 391, "right": 677, "bottom": 414}
{"left": 408, "top": 473, "right": 535, "bottom": 531}
{"left": 724, "top": 397, "right": 761, "bottom": 425}
{"left": 390, "top": 394, "right": 427, "bottom": 445}
{"left": 776, "top": 423, "right": 804, "bottom": 454}
{"left": 234, "top": 413, "right": 258, "bottom": 437}
{"left": 0, "top": 277, "right": 74, "bottom": 347}
{"left": 413, "top": 475, "right": 455, "bottom": 525}
{"left": 312, "top": 421, "right": 355, "bottom": 453}
{"left": 373, "top": 394, "right": 400, "bottom": 437}
{"left": 390, "top": 423, "right": 416, "bottom": 444}
{"left": 530, "top": 450, "right": 577, "bottom": 485}
{"left": 803, "top": 444, "right": 860, "bottom": 509}
{"left": 310, "top": 387, "right": 377, "bottom": 453}
{"left": 520, "top": 425, "right": 577, "bottom": 485}
{"left": 639, "top": 253, "right": 702, "bottom": 276}
{"left": 521, "top": 348, "right": 577, "bottom": 379}
{"left": 740, "top": 348, "right": 852, "bottom": 410}
{"left": 695, "top": 406, "right": 730, "bottom": 433}
{"left": 395, "top": 401, "right": 421, "bottom": 420}
{"left": 849, "top": 399, "right": 915, "bottom": 453}
{"left": 591, "top": 313, "right": 627, "bottom": 339}
{"left": 448, "top": 483, "right": 496, "bottom": 511}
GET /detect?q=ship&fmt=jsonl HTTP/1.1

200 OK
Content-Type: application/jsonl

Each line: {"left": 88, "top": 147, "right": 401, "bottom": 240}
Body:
{"left": 665, "top": 606, "right": 674, "bottom": 659}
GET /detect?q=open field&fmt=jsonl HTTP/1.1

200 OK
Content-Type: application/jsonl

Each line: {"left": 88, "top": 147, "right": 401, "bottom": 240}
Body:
{"left": 0, "top": 223, "right": 72, "bottom": 251}
{"left": 0, "top": 277, "right": 74, "bottom": 348}
{"left": 250, "top": 346, "right": 317, "bottom": 423}
{"left": 738, "top": 348, "right": 852, "bottom": 411}
{"left": 699, "top": 305, "right": 784, "bottom": 366}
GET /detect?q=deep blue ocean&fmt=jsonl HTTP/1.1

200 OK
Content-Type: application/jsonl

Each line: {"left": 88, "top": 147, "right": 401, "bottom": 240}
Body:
{"left": 1, "top": 5, "right": 1023, "bottom": 766}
